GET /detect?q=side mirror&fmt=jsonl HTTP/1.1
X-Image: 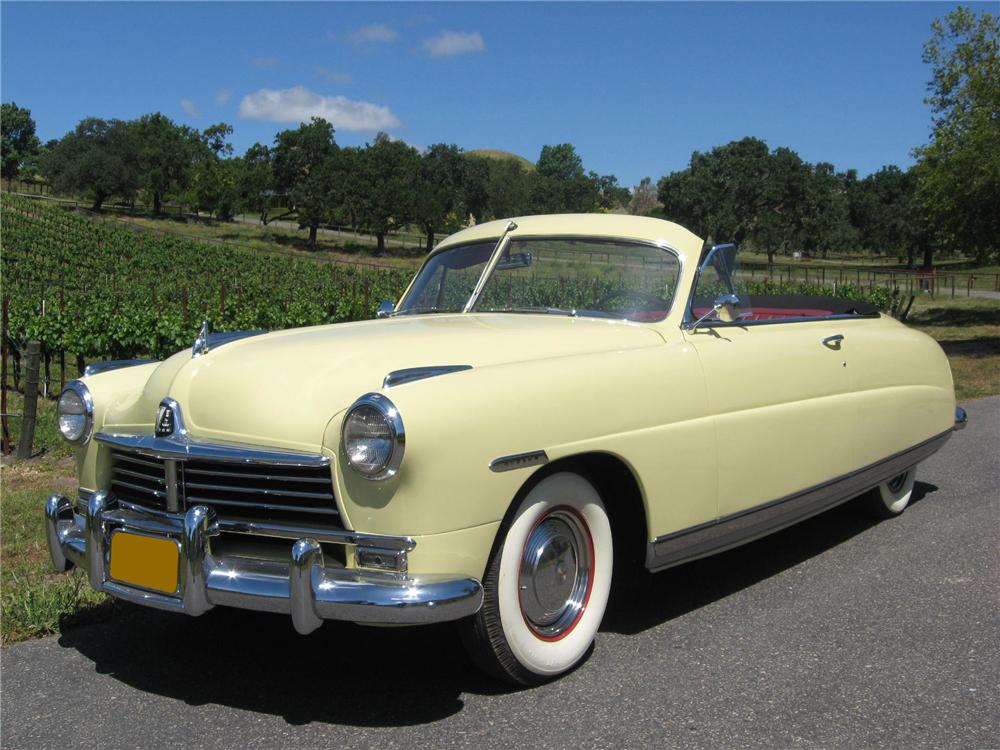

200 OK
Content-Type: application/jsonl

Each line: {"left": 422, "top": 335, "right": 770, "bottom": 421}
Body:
{"left": 715, "top": 292, "right": 741, "bottom": 323}
{"left": 688, "top": 293, "right": 741, "bottom": 331}
{"left": 376, "top": 300, "right": 395, "bottom": 318}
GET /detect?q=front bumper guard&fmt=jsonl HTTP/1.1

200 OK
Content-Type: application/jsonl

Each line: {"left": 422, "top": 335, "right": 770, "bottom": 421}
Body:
{"left": 45, "top": 491, "right": 483, "bottom": 633}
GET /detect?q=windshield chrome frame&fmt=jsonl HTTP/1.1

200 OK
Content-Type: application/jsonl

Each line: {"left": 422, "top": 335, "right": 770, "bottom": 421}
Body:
{"left": 398, "top": 231, "right": 684, "bottom": 322}
{"left": 469, "top": 234, "right": 684, "bottom": 322}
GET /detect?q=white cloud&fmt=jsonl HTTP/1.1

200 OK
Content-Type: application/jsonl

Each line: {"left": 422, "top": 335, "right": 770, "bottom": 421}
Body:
{"left": 317, "top": 67, "right": 352, "bottom": 84}
{"left": 423, "top": 31, "right": 484, "bottom": 58}
{"left": 252, "top": 57, "right": 279, "bottom": 68}
{"left": 351, "top": 24, "right": 398, "bottom": 44}
{"left": 238, "top": 86, "right": 400, "bottom": 131}
{"left": 215, "top": 89, "right": 232, "bottom": 106}
{"left": 179, "top": 99, "right": 201, "bottom": 117}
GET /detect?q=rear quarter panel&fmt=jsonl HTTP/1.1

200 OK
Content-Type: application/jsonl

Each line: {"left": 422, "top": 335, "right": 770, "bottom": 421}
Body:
{"left": 847, "top": 316, "right": 955, "bottom": 468}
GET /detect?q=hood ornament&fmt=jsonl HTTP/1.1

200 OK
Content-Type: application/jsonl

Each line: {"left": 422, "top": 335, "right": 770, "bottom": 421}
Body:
{"left": 192, "top": 321, "right": 210, "bottom": 358}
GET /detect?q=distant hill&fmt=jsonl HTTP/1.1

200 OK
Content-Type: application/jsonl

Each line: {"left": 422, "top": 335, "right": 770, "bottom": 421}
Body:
{"left": 467, "top": 149, "right": 535, "bottom": 171}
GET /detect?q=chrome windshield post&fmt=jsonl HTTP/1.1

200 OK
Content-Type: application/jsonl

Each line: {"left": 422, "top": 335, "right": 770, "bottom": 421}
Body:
{"left": 462, "top": 220, "right": 518, "bottom": 313}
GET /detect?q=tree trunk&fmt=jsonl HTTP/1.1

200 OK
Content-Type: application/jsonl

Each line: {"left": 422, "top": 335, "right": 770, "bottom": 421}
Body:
{"left": 92, "top": 193, "right": 106, "bottom": 211}
{"left": 308, "top": 224, "right": 318, "bottom": 247}
{"left": 906, "top": 246, "right": 916, "bottom": 269}
{"left": 426, "top": 227, "right": 434, "bottom": 253}
{"left": 152, "top": 193, "right": 162, "bottom": 214}
{"left": 767, "top": 247, "right": 776, "bottom": 265}
{"left": 921, "top": 237, "right": 934, "bottom": 270}
{"left": 377, "top": 233, "right": 386, "bottom": 253}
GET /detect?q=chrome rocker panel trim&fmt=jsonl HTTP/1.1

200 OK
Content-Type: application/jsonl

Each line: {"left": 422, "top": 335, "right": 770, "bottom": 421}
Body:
{"left": 646, "top": 427, "right": 955, "bottom": 572}
{"left": 45, "top": 492, "right": 483, "bottom": 631}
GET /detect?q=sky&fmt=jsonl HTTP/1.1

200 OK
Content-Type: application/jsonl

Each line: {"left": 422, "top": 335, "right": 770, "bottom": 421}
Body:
{"left": 0, "top": 2, "right": 986, "bottom": 186}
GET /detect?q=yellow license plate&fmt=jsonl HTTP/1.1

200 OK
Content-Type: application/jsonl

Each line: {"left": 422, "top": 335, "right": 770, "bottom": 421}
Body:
{"left": 110, "top": 531, "right": 180, "bottom": 594}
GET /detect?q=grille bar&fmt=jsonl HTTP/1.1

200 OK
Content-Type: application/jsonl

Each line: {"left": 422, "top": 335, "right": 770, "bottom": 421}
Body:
{"left": 108, "top": 448, "right": 340, "bottom": 524}
{"left": 184, "top": 495, "right": 340, "bottom": 516}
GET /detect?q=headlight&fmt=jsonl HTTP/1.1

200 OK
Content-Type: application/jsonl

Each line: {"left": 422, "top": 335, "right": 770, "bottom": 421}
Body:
{"left": 341, "top": 393, "right": 404, "bottom": 480}
{"left": 57, "top": 381, "right": 94, "bottom": 444}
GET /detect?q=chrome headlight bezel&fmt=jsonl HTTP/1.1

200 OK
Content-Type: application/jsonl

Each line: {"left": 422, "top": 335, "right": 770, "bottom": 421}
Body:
{"left": 341, "top": 393, "right": 405, "bottom": 481}
{"left": 57, "top": 380, "right": 94, "bottom": 445}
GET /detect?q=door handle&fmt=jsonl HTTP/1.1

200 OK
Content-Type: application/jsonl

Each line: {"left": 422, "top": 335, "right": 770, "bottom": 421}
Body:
{"left": 821, "top": 334, "right": 844, "bottom": 348}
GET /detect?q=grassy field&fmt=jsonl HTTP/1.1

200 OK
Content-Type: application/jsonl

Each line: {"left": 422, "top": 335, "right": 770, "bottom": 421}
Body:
{"left": 1, "top": 392, "right": 112, "bottom": 644}
{"left": 1, "top": 293, "right": 997, "bottom": 645}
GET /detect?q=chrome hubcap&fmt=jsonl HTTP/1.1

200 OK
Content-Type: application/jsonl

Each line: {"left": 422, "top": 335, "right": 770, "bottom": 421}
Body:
{"left": 518, "top": 510, "right": 592, "bottom": 639}
{"left": 887, "top": 472, "right": 908, "bottom": 493}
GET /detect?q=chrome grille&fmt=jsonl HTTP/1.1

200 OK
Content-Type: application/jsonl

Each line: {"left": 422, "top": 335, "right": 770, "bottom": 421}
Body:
{"left": 110, "top": 451, "right": 167, "bottom": 507}
{"left": 109, "top": 450, "right": 339, "bottom": 521}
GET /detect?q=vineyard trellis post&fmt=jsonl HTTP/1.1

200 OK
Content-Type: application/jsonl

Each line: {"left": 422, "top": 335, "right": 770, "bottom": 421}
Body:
{"left": 1, "top": 296, "right": 10, "bottom": 455}
{"left": 16, "top": 341, "right": 40, "bottom": 460}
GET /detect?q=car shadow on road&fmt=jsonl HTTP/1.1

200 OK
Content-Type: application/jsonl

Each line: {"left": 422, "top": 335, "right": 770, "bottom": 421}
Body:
{"left": 602, "top": 482, "right": 938, "bottom": 635}
{"left": 56, "top": 603, "right": 505, "bottom": 727}
{"left": 55, "top": 483, "right": 938, "bottom": 727}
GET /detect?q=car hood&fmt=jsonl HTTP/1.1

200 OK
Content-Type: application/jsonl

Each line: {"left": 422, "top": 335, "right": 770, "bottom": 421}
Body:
{"left": 128, "top": 314, "right": 665, "bottom": 451}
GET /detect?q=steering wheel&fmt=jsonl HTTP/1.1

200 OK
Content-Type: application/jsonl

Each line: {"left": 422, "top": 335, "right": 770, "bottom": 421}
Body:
{"left": 594, "top": 289, "right": 666, "bottom": 318}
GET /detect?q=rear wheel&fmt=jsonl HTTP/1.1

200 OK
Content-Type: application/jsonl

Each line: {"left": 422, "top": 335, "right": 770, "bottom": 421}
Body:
{"left": 461, "top": 472, "right": 613, "bottom": 685}
{"left": 862, "top": 466, "right": 917, "bottom": 519}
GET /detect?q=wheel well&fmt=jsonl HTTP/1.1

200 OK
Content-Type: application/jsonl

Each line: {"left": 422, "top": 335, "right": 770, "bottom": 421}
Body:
{"left": 542, "top": 453, "right": 649, "bottom": 574}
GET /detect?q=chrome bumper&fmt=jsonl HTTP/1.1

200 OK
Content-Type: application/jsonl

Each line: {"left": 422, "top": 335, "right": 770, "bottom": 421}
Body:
{"left": 45, "top": 491, "right": 483, "bottom": 633}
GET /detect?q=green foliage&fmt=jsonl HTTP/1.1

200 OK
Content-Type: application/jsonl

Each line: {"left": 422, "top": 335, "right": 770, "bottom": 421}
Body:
{"left": 42, "top": 118, "right": 138, "bottom": 210}
{"left": 131, "top": 112, "right": 201, "bottom": 213}
{"left": 272, "top": 118, "right": 341, "bottom": 245}
{"left": 1, "top": 194, "right": 412, "bottom": 359}
{"left": 344, "top": 133, "right": 421, "bottom": 251}
{"left": 1, "top": 102, "right": 40, "bottom": 186}
{"left": 415, "top": 143, "right": 468, "bottom": 250}
{"left": 914, "top": 6, "right": 1000, "bottom": 264}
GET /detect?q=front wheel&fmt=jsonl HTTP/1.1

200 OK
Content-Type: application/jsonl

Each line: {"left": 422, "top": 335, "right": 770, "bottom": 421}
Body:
{"left": 461, "top": 472, "right": 613, "bottom": 685}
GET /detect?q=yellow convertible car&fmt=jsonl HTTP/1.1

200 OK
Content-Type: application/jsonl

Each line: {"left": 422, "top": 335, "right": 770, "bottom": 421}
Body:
{"left": 46, "top": 214, "right": 965, "bottom": 684}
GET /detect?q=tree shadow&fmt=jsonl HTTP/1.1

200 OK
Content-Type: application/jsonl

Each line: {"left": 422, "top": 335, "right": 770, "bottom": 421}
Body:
{"left": 910, "top": 306, "right": 1000, "bottom": 327}
{"left": 603, "top": 483, "right": 938, "bottom": 635}
{"left": 937, "top": 338, "right": 1000, "bottom": 358}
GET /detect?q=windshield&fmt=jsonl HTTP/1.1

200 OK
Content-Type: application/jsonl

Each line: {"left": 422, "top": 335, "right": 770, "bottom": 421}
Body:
{"left": 397, "top": 237, "right": 681, "bottom": 321}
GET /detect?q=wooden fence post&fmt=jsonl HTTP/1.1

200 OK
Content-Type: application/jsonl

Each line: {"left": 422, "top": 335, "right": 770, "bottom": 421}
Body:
{"left": 16, "top": 341, "right": 40, "bottom": 459}
{"left": 1, "top": 296, "right": 10, "bottom": 455}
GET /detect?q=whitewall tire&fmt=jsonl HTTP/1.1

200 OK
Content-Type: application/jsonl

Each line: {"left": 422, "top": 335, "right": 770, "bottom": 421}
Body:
{"left": 863, "top": 466, "right": 917, "bottom": 519}
{"left": 461, "top": 471, "right": 613, "bottom": 685}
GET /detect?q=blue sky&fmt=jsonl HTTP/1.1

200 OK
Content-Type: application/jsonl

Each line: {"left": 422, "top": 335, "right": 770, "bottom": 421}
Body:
{"left": 0, "top": 2, "right": 984, "bottom": 186}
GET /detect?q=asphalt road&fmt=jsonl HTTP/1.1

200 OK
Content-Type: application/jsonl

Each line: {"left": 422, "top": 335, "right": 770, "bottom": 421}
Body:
{"left": 3, "top": 399, "right": 997, "bottom": 750}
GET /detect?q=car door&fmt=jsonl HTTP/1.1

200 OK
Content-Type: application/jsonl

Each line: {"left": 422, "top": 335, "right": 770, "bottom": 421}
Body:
{"left": 684, "top": 320, "right": 854, "bottom": 518}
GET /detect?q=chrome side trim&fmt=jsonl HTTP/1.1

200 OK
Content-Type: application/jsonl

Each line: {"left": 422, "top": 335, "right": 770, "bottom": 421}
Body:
{"left": 646, "top": 428, "right": 954, "bottom": 572}
{"left": 43, "top": 495, "right": 482, "bottom": 627}
{"left": 383, "top": 365, "right": 472, "bottom": 389}
{"left": 489, "top": 450, "right": 549, "bottom": 473}
{"left": 83, "top": 359, "right": 159, "bottom": 377}
{"left": 954, "top": 406, "right": 968, "bottom": 431}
